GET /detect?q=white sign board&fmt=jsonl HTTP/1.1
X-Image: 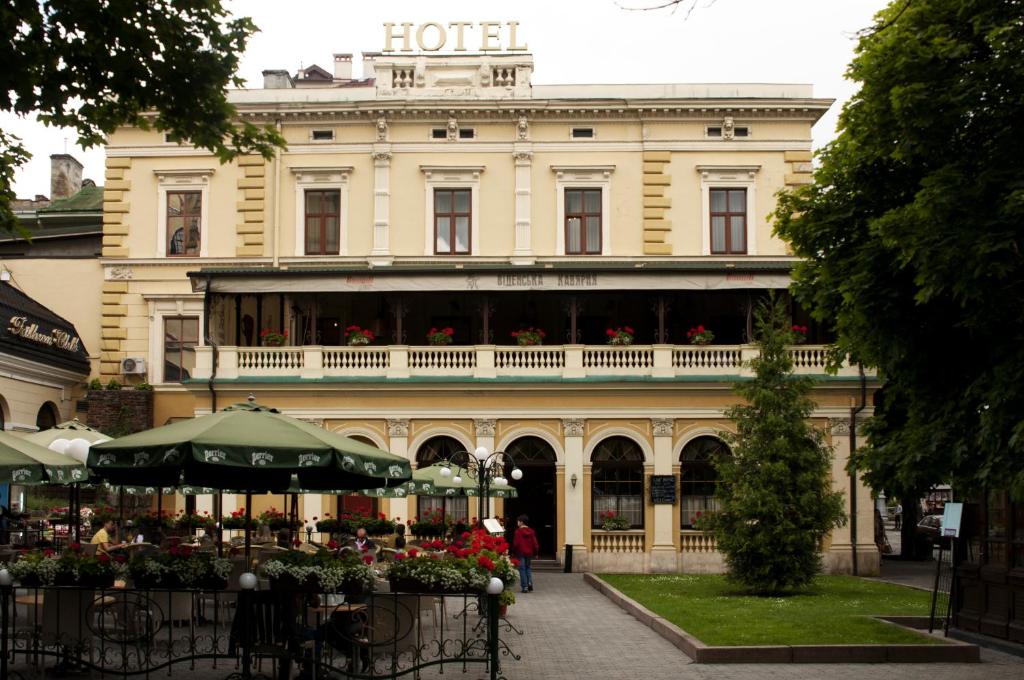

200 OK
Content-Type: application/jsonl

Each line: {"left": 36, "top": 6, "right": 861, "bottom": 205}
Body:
{"left": 941, "top": 502, "right": 963, "bottom": 539}
{"left": 483, "top": 518, "right": 504, "bottom": 535}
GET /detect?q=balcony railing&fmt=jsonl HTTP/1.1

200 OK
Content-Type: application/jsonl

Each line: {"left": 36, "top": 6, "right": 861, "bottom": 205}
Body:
{"left": 192, "top": 344, "right": 856, "bottom": 381}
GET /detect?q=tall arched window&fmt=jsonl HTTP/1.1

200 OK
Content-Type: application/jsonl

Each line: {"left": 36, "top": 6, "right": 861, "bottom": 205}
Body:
{"left": 680, "top": 436, "right": 730, "bottom": 528}
{"left": 415, "top": 436, "right": 469, "bottom": 523}
{"left": 591, "top": 437, "right": 645, "bottom": 528}
{"left": 35, "top": 402, "right": 59, "bottom": 431}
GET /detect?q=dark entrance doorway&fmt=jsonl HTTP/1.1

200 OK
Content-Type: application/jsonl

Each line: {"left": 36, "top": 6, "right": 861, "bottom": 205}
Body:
{"left": 503, "top": 437, "right": 557, "bottom": 557}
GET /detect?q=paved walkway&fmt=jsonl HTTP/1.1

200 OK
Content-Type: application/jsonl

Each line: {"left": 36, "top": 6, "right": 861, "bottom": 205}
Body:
{"left": 491, "top": 572, "right": 1024, "bottom": 680}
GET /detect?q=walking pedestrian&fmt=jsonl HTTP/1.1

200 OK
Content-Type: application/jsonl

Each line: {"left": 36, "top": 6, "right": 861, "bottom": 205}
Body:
{"left": 512, "top": 514, "right": 539, "bottom": 594}
{"left": 894, "top": 503, "right": 903, "bottom": 530}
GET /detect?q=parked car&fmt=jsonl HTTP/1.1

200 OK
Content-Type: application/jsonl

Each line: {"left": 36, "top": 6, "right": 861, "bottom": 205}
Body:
{"left": 916, "top": 514, "right": 951, "bottom": 551}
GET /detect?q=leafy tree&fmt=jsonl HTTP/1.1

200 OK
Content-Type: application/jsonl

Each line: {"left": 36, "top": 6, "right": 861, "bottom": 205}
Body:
{"left": 773, "top": 0, "right": 1024, "bottom": 499}
{"left": 707, "top": 296, "right": 846, "bottom": 594}
{"left": 0, "top": 1, "right": 284, "bottom": 230}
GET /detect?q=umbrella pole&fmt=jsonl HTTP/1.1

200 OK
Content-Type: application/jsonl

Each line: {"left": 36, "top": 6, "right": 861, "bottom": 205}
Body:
{"left": 290, "top": 492, "right": 298, "bottom": 546}
{"left": 118, "top": 486, "right": 125, "bottom": 542}
{"left": 73, "top": 484, "right": 81, "bottom": 544}
{"left": 66, "top": 485, "right": 73, "bottom": 548}
{"left": 244, "top": 492, "right": 252, "bottom": 568}
{"left": 216, "top": 491, "right": 223, "bottom": 557}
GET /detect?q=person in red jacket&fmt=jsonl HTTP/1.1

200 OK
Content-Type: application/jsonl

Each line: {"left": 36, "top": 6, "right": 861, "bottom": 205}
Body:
{"left": 512, "top": 514, "right": 540, "bottom": 593}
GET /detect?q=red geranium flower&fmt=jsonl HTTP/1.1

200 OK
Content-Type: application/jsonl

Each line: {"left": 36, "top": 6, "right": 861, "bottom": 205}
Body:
{"left": 362, "top": 555, "right": 374, "bottom": 565}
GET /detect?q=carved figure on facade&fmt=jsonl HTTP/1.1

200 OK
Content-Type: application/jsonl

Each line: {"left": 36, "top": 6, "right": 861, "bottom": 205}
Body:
{"left": 722, "top": 116, "right": 735, "bottom": 140}
{"left": 375, "top": 116, "right": 388, "bottom": 142}
{"left": 517, "top": 115, "right": 529, "bottom": 141}
{"left": 386, "top": 418, "right": 410, "bottom": 437}
{"left": 108, "top": 266, "right": 133, "bottom": 280}
{"left": 447, "top": 117, "right": 458, "bottom": 141}
{"left": 562, "top": 418, "right": 585, "bottom": 437}
{"left": 474, "top": 418, "right": 496, "bottom": 437}
{"left": 651, "top": 418, "right": 675, "bottom": 437}
{"left": 828, "top": 418, "right": 852, "bottom": 436}
{"left": 512, "top": 150, "right": 533, "bottom": 163}
{"left": 372, "top": 150, "right": 392, "bottom": 163}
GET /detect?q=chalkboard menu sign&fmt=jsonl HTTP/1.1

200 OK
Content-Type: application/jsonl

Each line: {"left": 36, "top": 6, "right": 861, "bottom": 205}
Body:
{"left": 650, "top": 475, "right": 676, "bottom": 505}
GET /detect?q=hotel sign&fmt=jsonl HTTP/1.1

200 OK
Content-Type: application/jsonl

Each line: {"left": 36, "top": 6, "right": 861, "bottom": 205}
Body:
{"left": 383, "top": 21, "right": 527, "bottom": 53}
{"left": 6, "top": 315, "right": 82, "bottom": 353}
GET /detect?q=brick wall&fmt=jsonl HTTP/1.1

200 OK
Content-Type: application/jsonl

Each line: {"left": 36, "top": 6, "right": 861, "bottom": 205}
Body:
{"left": 86, "top": 389, "right": 153, "bottom": 436}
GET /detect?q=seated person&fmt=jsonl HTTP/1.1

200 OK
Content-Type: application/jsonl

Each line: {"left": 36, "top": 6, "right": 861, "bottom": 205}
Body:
{"left": 90, "top": 519, "right": 126, "bottom": 554}
{"left": 350, "top": 527, "right": 375, "bottom": 554}
{"left": 276, "top": 529, "right": 291, "bottom": 549}
{"left": 254, "top": 523, "right": 274, "bottom": 545}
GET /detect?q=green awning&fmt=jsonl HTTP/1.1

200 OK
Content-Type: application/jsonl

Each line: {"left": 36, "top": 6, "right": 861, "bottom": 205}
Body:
{"left": 356, "top": 463, "right": 517, "bottom": 499}
{"left": 0, "top": 430, "right": 89, "bottom": 485}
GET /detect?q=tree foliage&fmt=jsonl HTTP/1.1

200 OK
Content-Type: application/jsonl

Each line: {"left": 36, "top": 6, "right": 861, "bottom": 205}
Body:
{"left": 0, "top": 1, "right": 285, "bottom": 230}
{"left": 773, "top": 0, "right": 1024, "bottom": 498}
{"left": 707, "top": 297, "right": 846, "bottom": 594}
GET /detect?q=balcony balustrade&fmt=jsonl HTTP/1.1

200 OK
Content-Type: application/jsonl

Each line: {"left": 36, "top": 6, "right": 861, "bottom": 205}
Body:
{"left": 192, "top": 344, "right": 854, "bottom": 381}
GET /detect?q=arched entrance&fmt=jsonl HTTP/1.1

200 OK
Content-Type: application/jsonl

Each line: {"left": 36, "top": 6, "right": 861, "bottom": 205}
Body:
{"left": 414, "top": 436, "right": 470, "bottom": 524}
{"left": 503, "top": 436, "right": 557, "bottom": 557}
{"left": 35, "top": 402, "right": 59, "bottom": 431}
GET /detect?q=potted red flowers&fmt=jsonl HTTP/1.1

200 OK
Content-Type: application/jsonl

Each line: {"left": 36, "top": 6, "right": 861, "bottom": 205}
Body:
{"left": 791, "top": 324, "right": 809, "bottom": 343}
{"left": 259, "top": 328, "right": 288, "bottom": 346}
{"left": 511, "top": 327, "right": 546, "bottom": 346}
{"left": 344, "top": 325, "right": 375, "bottom": 346}
{"left": 686, "top": 325, "right": 714, "bottom": 345}
{"left": 605, "top": 326, "right": 635, "bottom": 346}
{"left": 426, "top": 327, "right": 455, "bottom": 346}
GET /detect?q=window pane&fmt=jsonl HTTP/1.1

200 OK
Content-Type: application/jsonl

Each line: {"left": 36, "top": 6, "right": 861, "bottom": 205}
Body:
{"left": 730, "top": 216, "right": 746, "bottom": 252}
{"left": 323, "top": 190, "right": 340, "bottom": 213}
{"left": 453, "top": 189, "right": 470, "bottom": 213}
{"left": 306, "top": 191, "right": 321, "bottom": 214}
{"left": 436, "top": 217, "right": 451, "bottom": 252}
{"left": 325, "top": 216, "right": 339, "bottom": 253}
{"left": 455, "top": 216, "right": 470, "bottom": 253}
{"left": 566, "top": 217, "right": 582, "bottom": 253}
{"left": 168, "top": 218, "right": 184, "bottom": 254}
{"left": 305, "top": 217, "right": 320, "bottom": 253}
{"left": 164, "top": 317, "right": 199, "bottom": 383}
{"left": 182, "top": 318, "right": 199, "bottom": 344}
{"left": 584, "top": 189, "right": 601, "bottom": 213}
{"left": 710, "top": 189, "right": 726, "bottom": 213}
{"left": 728, "top": 189, "right": 746, "bottom": 212}
{"left": 184, "top": 192, "right": 202, "bottom": 213}
{"left": 167, "top": 193, "right": 184, "bottom": 214}
{"left": 565, "top": 190, "right": 582, "bottom": 214}
{"left": 711, "top": 216, "right": 726, "bottom": 252}
{"left": 185, "top": 217, "right": 200, "bottom": 253}
{"left": 435, "top": 190, "right": 451, "bottom": 213}
{"left": 586, "top": 216, "right": 600, "bottom": 252}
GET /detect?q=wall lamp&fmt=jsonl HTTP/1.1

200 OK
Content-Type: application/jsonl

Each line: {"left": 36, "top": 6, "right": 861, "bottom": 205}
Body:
{"left": 571, "top": 473, "right": 578, "bottom": 489}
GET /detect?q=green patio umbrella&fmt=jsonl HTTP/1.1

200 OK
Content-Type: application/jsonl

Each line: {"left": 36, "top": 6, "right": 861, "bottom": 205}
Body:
{"left": 356, "top": 463, "right": 518, "bottom": 499}
{"left": 0, "top": 430, "right": 89, "bottom": 485}
{"left": 88, "top": 401, "right": 412, "bottom": 492}
{"left": 22, "top": 419, "right": 110, "bottom": 448}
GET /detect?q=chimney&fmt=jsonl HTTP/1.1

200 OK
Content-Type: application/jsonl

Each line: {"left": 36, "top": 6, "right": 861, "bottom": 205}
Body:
{"left": 50, "top": 154, "right": 83, "bottom": 200}
{"left": 333, "top": 53, "right": 353, "bottom": 80}
{"left": 262, "top": 69, "right": 294, "bottom": 89}
{"left": 361, "top": 52, "right": 380, "bottom": 80}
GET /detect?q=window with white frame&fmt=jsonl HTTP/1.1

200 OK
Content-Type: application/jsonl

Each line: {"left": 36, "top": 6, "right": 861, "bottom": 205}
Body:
{"left": 290, "top": 167, "right": 352, "bottom": 256}
{"left": 420, "top": 166, "right": 483, "bottom": 256}
{"left": 154, "top": 169, "right": 214, "bottom": 257}
{"left": 147, "top": 297, "right": 205, "bottom": 384}
{"left": 696, "top": 165, "right": 760, "bottom": 256}
{"left": 552, "top": 165, "right": 614, "bottom": 256}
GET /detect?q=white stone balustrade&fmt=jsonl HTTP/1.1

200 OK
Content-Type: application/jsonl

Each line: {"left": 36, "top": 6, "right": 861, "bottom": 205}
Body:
{"left": 591, "top": 530, "right": 646, "bottom": 554}
{"left": 191, "top": 344, "right": 858, "bottom": 381}
{"left": 679, "top": 530, "right": 718, "bottom": 553}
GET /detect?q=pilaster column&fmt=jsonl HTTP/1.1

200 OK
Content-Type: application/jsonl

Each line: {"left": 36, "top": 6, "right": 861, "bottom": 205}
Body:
{"left": 474, "top": 419, "right": 497, "bottom": 519}
{"left": 386, "top": 418, "right": 411, "bottom": 522}
{"left": 562, "top": 417, "right": 586, "bottom": 570}
{"left": 511, "top": 146, "right": 534, "bottom": 264}
{"left": 370, "top": 147, "right": 392, "bottom": 264}
{"left": 650, "top": 418, "right": 677, "bottom": 572}
{"left": 827, "top": 417, "right": 879, "bottom": 575}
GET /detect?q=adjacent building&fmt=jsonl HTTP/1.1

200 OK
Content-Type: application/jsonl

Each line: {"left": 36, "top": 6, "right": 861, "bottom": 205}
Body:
{"left": 97, "top": 49, "right": 879, "bottom": 573}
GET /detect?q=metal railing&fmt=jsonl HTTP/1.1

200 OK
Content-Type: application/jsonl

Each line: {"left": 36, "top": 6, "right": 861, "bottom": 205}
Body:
{"left": 0, "top": 581, "right": 518, "bottom": 679}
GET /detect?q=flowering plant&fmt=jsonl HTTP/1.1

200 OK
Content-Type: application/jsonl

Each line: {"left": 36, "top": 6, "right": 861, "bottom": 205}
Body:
{"left": 258, "top": 508, "right": 300, "bottom": 530}
{"left": 409, "top": 509, "right": 451, "bottom": 538}
{"left": 259, "top": 328, "right": 288, "bottom": 347}
{"left": 605, "top": 326, "right": 635, "bottom": 346}
{"left": 790, "top": 324, "right": 809, "bottom": 344}
{"left": 686, "top": 325, "right": 715, "bottom": 345}
{"left": 89, "top": 505, "right": 118, "bottom": 528}
{"left": 221, "top": 508, "right": 251, "bottom": 530}
{"left": 689, "top": 511, "right": 713, "bottom": 531}
{"left": 261, "top": 549, "right": 375, "bottom": 593}
{"left": 511, "top": 327, "right": 546, "bottom": 346}
{"left": 10, "top": 545, "right": 126, "bottom": 587}
{"left": 128, "top": 544, "right": 232, "bottom": 589}
{"left": 426, "top": 326, "right": 455, "bottom": 346}
{"left": 134, "top": 510, "right": 173, "bottom": 533}
{"left": 174, "top": 510, "right": 216, "bottom": 531}
{"left": 344, "top": 325, "right": 376, "bottom": 346}
{"left": 316, "top": 511, "right": 396, "bottom": 536}
{"left": 386, "top": 529, "right": 517, "bottom": 593}
{"left": 599, "top": 510, "right": 631, "bottom": 531}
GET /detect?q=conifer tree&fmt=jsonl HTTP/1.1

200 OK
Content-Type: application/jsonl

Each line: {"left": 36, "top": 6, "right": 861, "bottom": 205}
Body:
{"left": 706, "top": 296, "right": 846, "bottom": 593}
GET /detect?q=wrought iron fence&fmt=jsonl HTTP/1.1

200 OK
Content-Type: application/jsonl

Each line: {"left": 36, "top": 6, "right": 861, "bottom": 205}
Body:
{"left": 0, "top": 582, "right": 519, "bottom": 679}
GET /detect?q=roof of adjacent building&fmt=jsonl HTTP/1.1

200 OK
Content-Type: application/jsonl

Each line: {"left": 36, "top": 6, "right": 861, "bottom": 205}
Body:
{"left": 38, "top": 182, "right": 103, "bottom": 213}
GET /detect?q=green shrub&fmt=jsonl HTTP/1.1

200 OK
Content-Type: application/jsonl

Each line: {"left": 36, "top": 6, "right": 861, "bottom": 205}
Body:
{"left": 105, "top": 379, "right": 122, "bottom": 391}
{"left": 88, "top": 378, "right": 103, "bottom": 390}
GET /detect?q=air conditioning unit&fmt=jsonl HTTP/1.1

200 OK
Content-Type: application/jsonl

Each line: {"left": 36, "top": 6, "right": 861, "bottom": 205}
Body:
{"left": 120, "top": 357, "right": 147, "bottom": 375}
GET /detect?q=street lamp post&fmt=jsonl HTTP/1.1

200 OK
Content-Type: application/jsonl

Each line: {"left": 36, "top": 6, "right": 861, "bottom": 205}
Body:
{"left": 439, "top": 446, "right": 523, "bottom": 529}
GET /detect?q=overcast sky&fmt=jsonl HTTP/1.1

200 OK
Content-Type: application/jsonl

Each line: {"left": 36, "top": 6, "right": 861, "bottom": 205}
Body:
{"left": 5, "top": 0, "right": 883, "bottom": 197}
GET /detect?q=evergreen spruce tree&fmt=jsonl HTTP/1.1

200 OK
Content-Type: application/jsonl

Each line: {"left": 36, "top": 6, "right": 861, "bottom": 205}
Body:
{"left": 706, "top": 296, "right": 846, "bottom": 593}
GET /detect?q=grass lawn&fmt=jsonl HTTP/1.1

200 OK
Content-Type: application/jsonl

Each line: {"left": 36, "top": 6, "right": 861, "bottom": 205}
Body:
{"left": 599, "top": 574, "right": 942, "bottom": 646}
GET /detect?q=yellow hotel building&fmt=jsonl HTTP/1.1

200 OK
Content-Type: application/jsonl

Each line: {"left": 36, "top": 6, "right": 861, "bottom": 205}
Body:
{"left": 97, "top": 49, "right": 880, "bottom": 574}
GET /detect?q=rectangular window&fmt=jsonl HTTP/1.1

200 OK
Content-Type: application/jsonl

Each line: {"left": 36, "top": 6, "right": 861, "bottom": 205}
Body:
{"left": 166, "top": 191, "right": 201, "bottom": 256}
{"left": 311, "top": 129, "right": 334, "bottom": 141}
{"left": 571, "top": 127, "right": 595, "bottom": 139}
{"left": 164, "top": 317, "right": 199, "bottom": 383}
{"left": 304, "top": 189, "right": 341, "bottom": 255}
{"left": 434, "top": 188, "right": 471, "bottom": 255}
{"left": 417, "top": 496, "right": 469, "bottom": 525}
{"left": 431, "top": 128, "right": 447, "bottom": 139}
{"left": 709, "top": 188, "right": 747, "bottom": 254}
{"left": 565, "top": 188, "right": 602, "bottom": 255}
{"left": 734, "top": 126, "right": 750, "bottom": 137}
{"left": 458, "top": 128, "right": 475, "bottom": 139}
{"left": 706, "top": 126, "right": 722, "bottom": 138}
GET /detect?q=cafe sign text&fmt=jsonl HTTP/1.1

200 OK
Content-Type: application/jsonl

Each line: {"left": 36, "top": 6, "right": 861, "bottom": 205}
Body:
{"left": 7, "top": 315, "right": 81, "bottom": 353}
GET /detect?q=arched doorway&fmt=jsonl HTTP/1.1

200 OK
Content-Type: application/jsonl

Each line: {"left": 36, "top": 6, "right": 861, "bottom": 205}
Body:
{"left": 591, "top": 436, "right": 645, "bottom": 529}
{"left": 337, "top": 434, "right": 381, "bottom": 517}
{"left": 35, "top": 402, "right": 59, "bottom": 431}
{"left": 414, "top": 436, "right": 469, "bottom": 524}
{"left": 679, "top": 436, "right": 730, "bottom": 528}
{"left": 503, "top": 436, "right": 558, "bottom": 557}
